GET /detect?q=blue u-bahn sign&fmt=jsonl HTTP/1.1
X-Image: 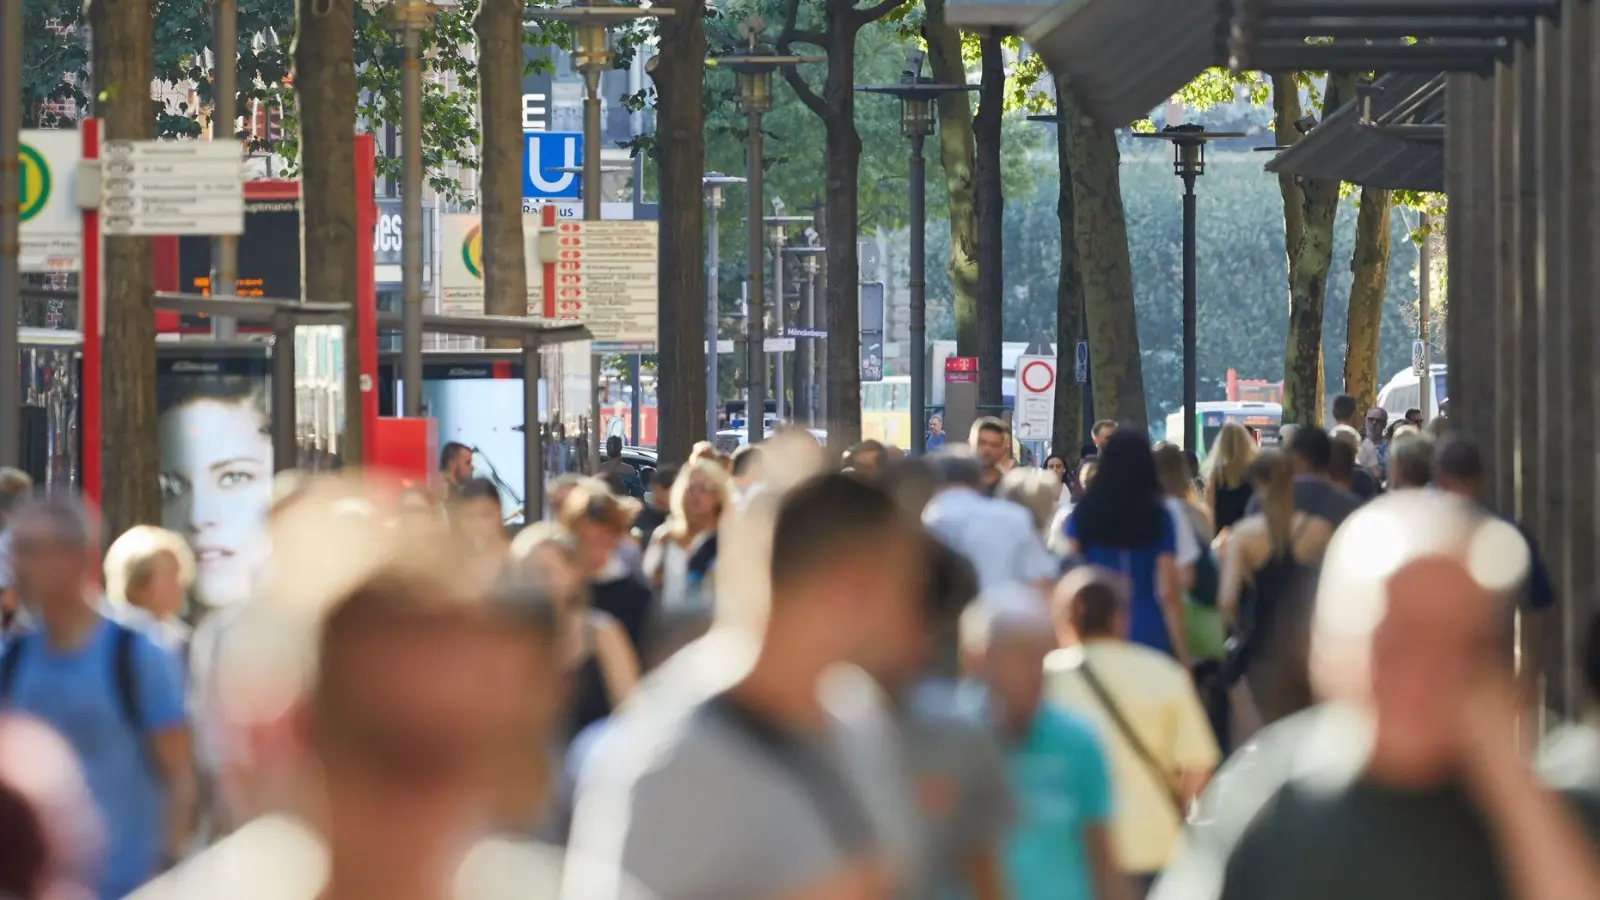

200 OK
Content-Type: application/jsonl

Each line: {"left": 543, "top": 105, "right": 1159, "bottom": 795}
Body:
{"left": 523, "top": 132, "right": 584, "bottom": 200}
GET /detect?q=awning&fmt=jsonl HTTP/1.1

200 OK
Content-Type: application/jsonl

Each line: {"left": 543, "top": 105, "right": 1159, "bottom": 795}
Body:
{"left": 1265, "top": 73, "right": 1447, "bottom": 191}
{"left": 1229, "top": 0, "right": 1552, "bottom": 71}
{"left": 1022, "top": 0, "right": 1225, "bottom": 128}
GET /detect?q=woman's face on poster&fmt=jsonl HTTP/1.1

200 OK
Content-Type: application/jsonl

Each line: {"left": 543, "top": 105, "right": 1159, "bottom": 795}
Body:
{"left": 159, "top": 397, "right": 272, "bottom": 610}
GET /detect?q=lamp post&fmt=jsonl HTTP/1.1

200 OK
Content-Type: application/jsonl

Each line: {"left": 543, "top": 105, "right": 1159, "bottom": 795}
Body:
{"left": 703, "top": 173, "right": 746, "bottom": 440}
{"left": 786, "top": 236, "right": 825, "bottom": 427}
{"left": 857, "top": 52, "right": 978, "bottom": 455}
{"left": 211, "top": 0, "right": 241, "bottom": 340}
{"left": 0, "top": 0, "right": 19, "bottom": 466}
{"left": 711, "top": 25, "right": 822, "bottom": 443}
{"left": 530, "top": 1, "right": 671, "bottom": 469}
{"left": 1132, "top": 124, "right": 1244, "bottom": 454}
{"left": 764, "top": 200, "right": 813, "bottom": 423}
{"left": 391, "top": 0, "right": 435, "bottom": 417}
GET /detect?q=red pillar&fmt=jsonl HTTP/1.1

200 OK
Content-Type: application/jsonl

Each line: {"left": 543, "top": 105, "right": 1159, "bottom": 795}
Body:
{"left": 353, "top": 135, "right": 378, "bottom": 466}
{"left": 80, "top": 120, "right": 101, "bottom": 506}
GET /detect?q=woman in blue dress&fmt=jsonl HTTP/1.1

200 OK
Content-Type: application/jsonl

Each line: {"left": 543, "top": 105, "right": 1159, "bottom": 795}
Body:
{"left": 1061, "top": 430, "right": 1189, "bottom": 665}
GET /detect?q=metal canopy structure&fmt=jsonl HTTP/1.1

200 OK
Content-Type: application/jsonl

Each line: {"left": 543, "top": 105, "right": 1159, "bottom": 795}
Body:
{"left": 1022, "top": 0, "right": 1226, "bottom": 127}
{"left": 1265, "top": 72, "right": 1448, "bottom": 191}
{"left": 1228, "top": 0, "right": 1554, "bottom": 71}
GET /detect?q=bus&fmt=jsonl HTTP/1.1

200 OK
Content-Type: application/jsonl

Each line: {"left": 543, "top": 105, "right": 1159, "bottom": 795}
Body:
{"left": 1165, "top": 401, "right": 1283, "bottom": 461}
{"left": 861, "top": 376, "right": 912, "bottom": 446}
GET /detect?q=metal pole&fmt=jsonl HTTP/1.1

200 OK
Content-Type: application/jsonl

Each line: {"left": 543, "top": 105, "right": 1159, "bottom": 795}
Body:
{"left": 1418, "top": 209, "right": 1433, "bottom": 417}
{"left": 524, "top": 341, "right": 544, "bottom": 520}
{"left": 1180, "top": 150, "right": 1198, "bottom": 455}
{"left": 271, "top": 313, "right": 297, "bottom": 472}
{"left": 0, "top": 0, "right": 20, "bottom": 468}
{"left": 771, "top": 227, "right": 785, "bottom": 422}
{"left": 706, "top": 191, "right": 720, "bottom": 440}
{"left": 629, "top": 353, "right": 641, "bottom": 445}
{"left": 909, "top": 130, "right": 927, "bottom": 456}
{"left": 745, "top": 106, "right": 766, "bottom": 442}
{"left": 211, "top": 0, "right": 239, "bottom": 340}
{"left": 582, "top": 39, "right": 604, "bottom": 469}
{"left": 400, "top": 17, "right": 425, "bottom": 417}
{"left": 802, "top": 260, "right": 816, "bottom": 427}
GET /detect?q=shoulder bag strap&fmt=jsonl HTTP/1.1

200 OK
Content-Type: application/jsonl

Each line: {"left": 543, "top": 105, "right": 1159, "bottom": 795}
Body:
{"left": 1075, "top": 656, "right": 1185, "bottom": 817}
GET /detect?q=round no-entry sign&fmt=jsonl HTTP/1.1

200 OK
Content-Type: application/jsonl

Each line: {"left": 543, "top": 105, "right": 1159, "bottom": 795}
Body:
{"left": 1020, "top": 359, "right": 1055, "bottom": 394}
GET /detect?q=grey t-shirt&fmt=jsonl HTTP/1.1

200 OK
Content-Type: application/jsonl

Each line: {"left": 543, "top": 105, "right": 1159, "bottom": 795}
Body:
{"left": 562, "top": 666, "right": 917, "bottom": 900}
{"left": 902, "top": 681, "right": 1013, "bottom": 898}
{"left": 1244, "top": 477, "right": 1361, "bottom": 529}
{"left": 1153, "top": 706, "right": 1600, "bottom": 900}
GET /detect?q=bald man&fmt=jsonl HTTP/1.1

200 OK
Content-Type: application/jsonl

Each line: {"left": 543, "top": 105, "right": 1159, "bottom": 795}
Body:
{"left": 1153, "top": 492, "right": 1600, "bottom": 900}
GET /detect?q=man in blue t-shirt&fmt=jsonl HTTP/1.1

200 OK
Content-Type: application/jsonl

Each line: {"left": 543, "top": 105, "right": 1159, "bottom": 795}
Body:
{"left": 963, "top": 600, "right": 1123, "bottom": 900}
{"left": 1, "top": 499, "right": 194, "bottom": 898}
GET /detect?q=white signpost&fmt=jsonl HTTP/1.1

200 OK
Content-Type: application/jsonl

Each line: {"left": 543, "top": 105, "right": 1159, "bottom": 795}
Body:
{"left": 549, "top": 220, "right": 659, "bottom": 354}
{"left": 18, "top": 130, "right": 82, "bottom": 272}
{"left": 99, "top": 140, "right": 245, "bottom": 236}
{"left": 1014, "top": 354, "right": 1056, "bottom": 440}
{"left": 439, "top": 212, "right": 545, "bottom": 317}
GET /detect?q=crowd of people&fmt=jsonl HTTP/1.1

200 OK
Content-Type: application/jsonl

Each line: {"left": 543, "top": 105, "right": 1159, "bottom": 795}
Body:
{"left": 1, "top": 396, "right": 1599, "bottom": 900}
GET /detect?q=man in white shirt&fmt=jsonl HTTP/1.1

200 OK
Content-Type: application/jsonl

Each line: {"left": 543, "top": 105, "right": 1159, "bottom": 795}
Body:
{"left": 922, "top": 451, "right": 1058, "bottom": 596}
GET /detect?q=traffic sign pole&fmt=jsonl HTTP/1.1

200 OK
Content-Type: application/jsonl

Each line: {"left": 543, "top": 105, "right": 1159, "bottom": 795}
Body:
{"left": 0, "top": 0, "right": 20, "bottom": 467}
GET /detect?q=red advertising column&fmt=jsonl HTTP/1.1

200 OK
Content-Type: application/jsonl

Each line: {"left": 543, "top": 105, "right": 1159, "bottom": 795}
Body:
{"left": 353, "top": 135, "right": 379, "bottom": 466}
{"left": 80, "top": 120, "right": 101, "bottom": 506}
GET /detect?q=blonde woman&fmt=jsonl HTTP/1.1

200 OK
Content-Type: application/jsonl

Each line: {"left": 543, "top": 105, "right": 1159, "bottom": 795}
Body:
{"left": 104, "top": 525, "right": 196, "bottom": 659}
{"left": 642, "top": 461, "right": 731, "bottom": 611}
{"left": 997, "top": 466, "right": 1061, "bottom": 537}
{"left": 1205, "top": 422, "right": 1258, "bottom": 533}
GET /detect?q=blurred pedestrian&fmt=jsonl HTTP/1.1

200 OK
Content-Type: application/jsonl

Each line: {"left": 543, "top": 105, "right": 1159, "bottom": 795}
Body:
{"left": 961, "top": 598, "right": 1128, "bottom": 900}
{"left": 1203, "top": 423, "right": 1255, "bottom": 534}
{"left": 998, "top": 467, "right": 1064, "bottom": 539}
{"left": 1046, "top": 568, "right": 1218, "bottom": 895}
{"left": 103, "top": 526, "right": 196, "bottom": 662}
{"left": 923, "top": 451, "right": 1057, "bottom": 596}
{"left": 642, "top": 461, "right": 729, "bottom": 612}
{"left": 449, "top": 478, "right": 510, "bottom": 562}
{"left": 0, "top": 499, "right": 195, "bottom": 897}
{"left": 563, "top": 474, "right": 926, "bottom": 900}
{"left": 633, "top": 464, "right": 678, "bottom": 552}
{"left": 926, "top": 415, "right": 948, "bottom": 452}
{"left": 1539, "top": 603, "right": 1600, "bottom": 793}
{"left": 1062, "top": 431, "right": 1189, "bottom": 666}
{"left": 1245, "top": 427, "right": 1360, "bottom": 529}
{"left": 559, "top": 482, "right": 652, "bottom": 656}
{"left": 0, "top": 467, "right": 34, "bottom": 642}
{"left": 1218, "top": 450, "right": 1330, "bottom": 737}
{"left": 0, "top": 714, "right": 102, "bottom": 900}
{"left": 846, "top": 441, "right": 888, "bottom": 480}
{"left": 968, "top": 419, "right": 1012, "bottom": 494}
{"left": 1157, "top": 492, "right": 1600, "bottom": 900}
{"left": 439, "top": 442, "right": 474, "bottom": 502}
{"left": 1386, "top": 432, "right": 1434, "bottom": 491}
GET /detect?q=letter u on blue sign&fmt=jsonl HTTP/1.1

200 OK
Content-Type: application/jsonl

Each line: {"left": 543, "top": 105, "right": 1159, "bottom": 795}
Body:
{"left": 523, "top": 132, "right": 584, "bottom": 200}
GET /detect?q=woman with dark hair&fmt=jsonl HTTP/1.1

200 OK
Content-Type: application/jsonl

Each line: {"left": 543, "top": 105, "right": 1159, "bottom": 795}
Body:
{"left": 1062, "top": 430, "right": 1189, "bottom": 665}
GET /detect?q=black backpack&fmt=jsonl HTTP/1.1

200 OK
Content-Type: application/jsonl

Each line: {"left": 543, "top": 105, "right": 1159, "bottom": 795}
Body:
{"left": 1, "top": 623, "right": 151, "bottom": 762}
{"left": 1225, "top": 521, "right": 1320, "bottom": 685}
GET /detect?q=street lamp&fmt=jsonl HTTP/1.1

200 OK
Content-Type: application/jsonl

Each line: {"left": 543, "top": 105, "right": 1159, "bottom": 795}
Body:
{"left": 785, "top": 232, "right": 826, "bottom": 427}
{"left": 710, "top": 21, "right": 823, "bottom": 443}
{"left": 703, "top": 172, "right": 746, "bottom": 440}
{"left": 1132, "top": 123, "right": 1244, "bottom": 454}
{"left": 529, "top": 1, "right": 672, "bottom": 470}
{"left": 857, "top": 49, "right": 979, "bottom": 455}
{"left": 391, "top": 0, "right": 436, "bottom": 418}
{"left": 764, "top": 198, "right": 813, "bottom": 423}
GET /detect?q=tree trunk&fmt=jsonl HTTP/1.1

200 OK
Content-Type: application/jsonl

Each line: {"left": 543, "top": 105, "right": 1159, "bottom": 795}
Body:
{"left": 1067, "top": 109, "right": 1147, "bottom": 432}
{"left": 476, "top": 0, "right": 526, "bottom": 350}
{"left": 922, "top": 0, "right": 978, "bottom": 357}
{"left": 91, "top": 0, "right": 158, "bottom": 538}
{"left": 1281, "top": 74, "right": 1356, "bottom": 428}
{"left": 1051, "top": 79, "right": 1084, "bottom": 459}
{"left": 821, "top": 26, "right": 865, "bottom": 450}
{"left": 973, "top": 34, "right": 1004, "bottom": 408}
{"left": 295, "top": 0, "right": 360, "bottom": 459}
{"left": 1343, "top": 187, "right": 1393, "bottom": 412}
{"left": 1271, "top": 73, "right": 1304, "bottom": 411}
{"left": 648, "top": 0, "right": 707, "bottom": 463}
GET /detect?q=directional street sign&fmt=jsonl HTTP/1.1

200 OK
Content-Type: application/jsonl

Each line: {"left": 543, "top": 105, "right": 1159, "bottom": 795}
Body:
{"left": 548, "top": 220, "right": 659, "bottom": 353}
{"left": 522, "top": 132, "right": 583, "bottom": 200}
{"left": 764, "top": 337, "right": 796, "bottom": 352}
{"left": 100, "top": 140, "right": 244, "bottom": 236}
{"left": 18, "top": 129, "right": 81, "bottom": 272}
{"left": 785, "top": 327, "right": 827, "bottom": 339}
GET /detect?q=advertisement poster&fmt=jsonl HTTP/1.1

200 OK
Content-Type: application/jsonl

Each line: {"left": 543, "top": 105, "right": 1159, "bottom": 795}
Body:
{"left": 439, "top": 212, "right": 546, "bottom": 317}
{"left": 156, "top": 349, "right": 273, "bottom": 612}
